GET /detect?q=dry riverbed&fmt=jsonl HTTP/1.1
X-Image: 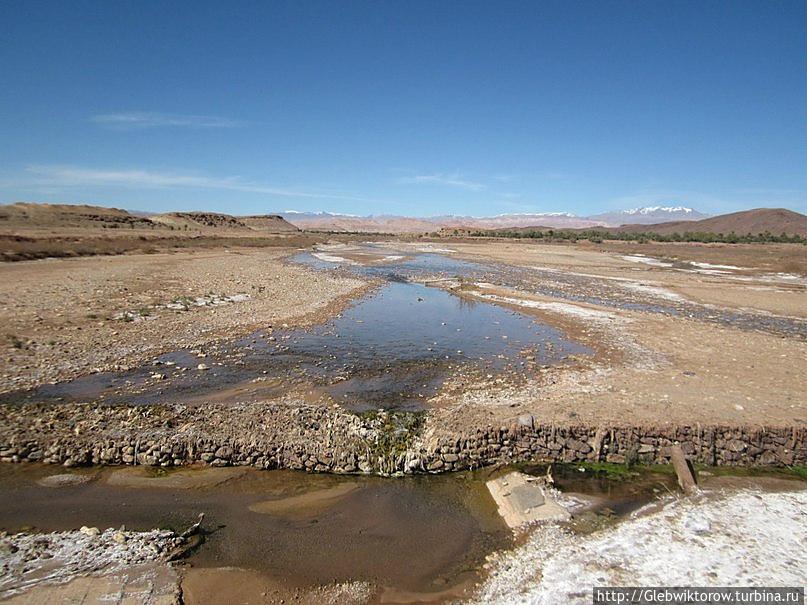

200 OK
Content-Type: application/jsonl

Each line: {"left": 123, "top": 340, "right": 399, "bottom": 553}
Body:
{"left": 0, "top": 248, "right": 371, "bottom": 392}
{"left": 426, "top": 282, "right": 807, "bottom": 430}
{"left": 1, "top": 239, "right": 806, "bottom": 603}
{"left": 1, "top": 240, "right": 805, "bottom": 461}
{"left": 396, "top": 240, "right": 807, "bottom": 435}
{"left": 440, "top": 239, "right": 807, "bottom": 318}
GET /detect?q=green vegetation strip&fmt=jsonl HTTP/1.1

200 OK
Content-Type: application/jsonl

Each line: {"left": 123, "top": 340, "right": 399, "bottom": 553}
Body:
{"left": 445, "top": 228, "right": 806, "bottom": 244}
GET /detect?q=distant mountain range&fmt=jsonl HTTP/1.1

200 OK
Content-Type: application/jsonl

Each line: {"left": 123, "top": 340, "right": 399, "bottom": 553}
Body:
{"left": 3, "top": 203, "right": 804, "bottom": 237}
{"left": 280, "top": 206, "right": 709, "bottom": 232}
{"left": 589, "top": 206, "right": 710, "bottom": 225}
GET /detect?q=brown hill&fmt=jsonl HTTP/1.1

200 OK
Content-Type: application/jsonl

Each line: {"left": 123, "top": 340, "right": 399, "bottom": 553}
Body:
{"left": 151, "top": 212, "right": 251, "bottom": 231}
{"left": 240, "top": 215, "right": 300, "bottom": 232}
{"left": 152, "top": 212, "right": 298, "bottom": 233}
{"left": 0, "top": 203, "right": 300, "bottom": 235}
{"left": 616, "top": 208, "right": 807, "bottom": 236}
{"left": 0, "top": 202, "right": 155, "bottom": 231}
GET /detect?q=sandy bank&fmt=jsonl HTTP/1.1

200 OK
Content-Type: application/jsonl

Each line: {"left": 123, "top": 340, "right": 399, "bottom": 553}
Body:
{"left": 0, "top": 248, "right": 371, "bottom": 392}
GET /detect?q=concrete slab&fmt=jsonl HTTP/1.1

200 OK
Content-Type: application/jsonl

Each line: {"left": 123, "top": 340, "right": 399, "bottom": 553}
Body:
{"left": 486, "top": 472, "right": 571, "bottom": 529}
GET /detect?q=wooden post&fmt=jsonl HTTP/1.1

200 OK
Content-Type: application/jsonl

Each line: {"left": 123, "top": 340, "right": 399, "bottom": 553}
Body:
{"left": 670, "top": 444, "right": 698, "bottom": 495}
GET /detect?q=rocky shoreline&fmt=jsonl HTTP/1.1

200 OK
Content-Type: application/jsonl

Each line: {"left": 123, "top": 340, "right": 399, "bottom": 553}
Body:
{"left": 0, "top": 403, "right": 803, "bottom": 474}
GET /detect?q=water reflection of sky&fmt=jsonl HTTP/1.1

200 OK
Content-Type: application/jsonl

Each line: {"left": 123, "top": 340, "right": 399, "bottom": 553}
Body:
{"left": 3, "top": 249, "right": 591, "bottom": 412}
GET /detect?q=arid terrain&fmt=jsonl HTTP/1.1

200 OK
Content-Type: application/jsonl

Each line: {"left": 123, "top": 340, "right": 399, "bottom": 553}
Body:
{"left": 0, "top": 248, "right": 370, "bottom": 391}
{"left": 6, "top": 0, "right": 807, "bottom": 598}
{"left": 3, "top": 236, "right": 804, "bottom": 426}
{"left": 0, "top": 208, "right": 805, "bottom": 604}
{"left": 4, "top": 1, "right": 807, "bottom": 601}
{"left": 277, "top": 206, "right": 807, "bottom": 235}
{"left": 0, "top": 202, "right": 350, "bottom": 261}
{"left": 420, "top": 239, "right": 806, "bottom": 430}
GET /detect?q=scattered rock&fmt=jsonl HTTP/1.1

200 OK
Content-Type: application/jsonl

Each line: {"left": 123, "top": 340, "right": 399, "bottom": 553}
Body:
{"left": 36, "top": 474, "right": 93, "bottom": 488}
{"left": 79, "top": 526, "right": 100, "bottom": 537}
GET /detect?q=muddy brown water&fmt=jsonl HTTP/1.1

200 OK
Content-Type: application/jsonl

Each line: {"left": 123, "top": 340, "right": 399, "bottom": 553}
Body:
{"left": 4, "top": 464, "right": 797, "bottom": 599}
{"left": 0, "top": 465, "right": 510, "bottom": 595}
{"left": 0, "top": 462, "right": 704, "bottom": 594}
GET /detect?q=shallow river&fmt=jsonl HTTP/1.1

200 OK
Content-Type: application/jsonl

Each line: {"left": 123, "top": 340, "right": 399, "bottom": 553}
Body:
{"left": 0, "top": 463, "right": 680, "bottom": 598}
{"left": 0, "top": 464, "right": 507, "bottom": 595}
{"left": 1, "top": 247, "right": 589, "bottom": 411}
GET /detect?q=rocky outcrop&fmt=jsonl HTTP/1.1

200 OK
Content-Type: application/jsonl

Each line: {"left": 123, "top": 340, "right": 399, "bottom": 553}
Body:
{"left": 0, "top": 404, "right": 803, "bottom": 474}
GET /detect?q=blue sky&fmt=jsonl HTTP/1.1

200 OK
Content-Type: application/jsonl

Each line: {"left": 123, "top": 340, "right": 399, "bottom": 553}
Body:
{"left": 1, "top": 1, "right": 805, "bottom": 217}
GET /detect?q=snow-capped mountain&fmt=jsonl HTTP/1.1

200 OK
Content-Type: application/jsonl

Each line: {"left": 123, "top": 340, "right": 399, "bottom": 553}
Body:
{"left": 623, "top": 206, "right": 695, "bottom": 215}
{"left": 590, "top": 206, "right": 709, "bottom": 225}
{"left": 279, "top": 206, "right": 709, "bottom": 232}
{"left": 280, "top": 211, "right": 603, "bottom": 232}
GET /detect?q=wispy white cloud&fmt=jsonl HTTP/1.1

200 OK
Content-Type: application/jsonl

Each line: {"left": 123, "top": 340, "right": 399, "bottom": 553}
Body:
{"left": 15, "top": 165, "right": 367, "bottom": 201}
{"left": 397, "top": 172, "right": 486, "bottom": 191}
{"left": 90, "top": 111, "right": 244, "bottom": 129}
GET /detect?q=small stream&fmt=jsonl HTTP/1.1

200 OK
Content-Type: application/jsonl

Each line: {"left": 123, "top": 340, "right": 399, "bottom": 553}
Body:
{"left": 0, "top": 248, "right": 590, "bottom": 411}
{"left": 0, "top": 244, "right": 804, "bottom": 602}
{"left": 0, "top": 465, "right": 508, "bottom": 596}
{"left": 4, "top": 241, "right": 802, "bottom": 413}
{"left": 0, "top": 463, "right": 683, "bottom": 599}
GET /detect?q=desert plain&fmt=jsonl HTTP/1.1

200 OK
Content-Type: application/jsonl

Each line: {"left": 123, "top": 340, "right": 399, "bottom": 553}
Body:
{"left": 0, "top": 206, "right": 805, "bottom": 604}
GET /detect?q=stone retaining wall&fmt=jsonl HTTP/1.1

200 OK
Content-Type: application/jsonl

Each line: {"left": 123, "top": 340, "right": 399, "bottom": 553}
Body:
{"left": 0, "top": 404, "right": 803, "bottom": 474}
{"left": 422, "top": 420, "right": 805, "bottom": 473}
